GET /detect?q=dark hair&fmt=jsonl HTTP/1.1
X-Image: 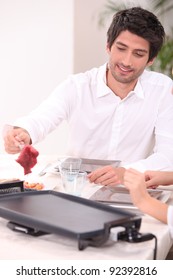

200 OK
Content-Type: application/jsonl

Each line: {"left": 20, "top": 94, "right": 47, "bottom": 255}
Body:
{"left": 107, "top": 7, "right": 165, "bottom": 61}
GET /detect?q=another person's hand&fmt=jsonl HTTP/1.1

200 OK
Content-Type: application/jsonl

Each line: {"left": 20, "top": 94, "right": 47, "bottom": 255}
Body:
{"left": 124, "top": 168, "right": 150, "bottom": 208}
{"left": 88, "top": 166, "right": 125, "bottom": 186}
{"left": 124, "top": 168, "right": 168, "bottom": 223}
{"left": 145, "top": 170, "right": 173, "bottom": 188}
{"left": 3, "top": 126, "right": 31, "bottom": 154}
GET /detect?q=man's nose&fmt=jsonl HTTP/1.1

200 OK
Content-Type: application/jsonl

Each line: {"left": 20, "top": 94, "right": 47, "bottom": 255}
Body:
{"left": 122, "top": 53, "right": 133, "bottom": 67}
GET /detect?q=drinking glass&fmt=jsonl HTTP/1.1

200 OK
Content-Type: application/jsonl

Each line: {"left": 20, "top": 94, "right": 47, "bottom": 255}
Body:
{"left": 59, "top": 158, "right": 83, "bottom": 195}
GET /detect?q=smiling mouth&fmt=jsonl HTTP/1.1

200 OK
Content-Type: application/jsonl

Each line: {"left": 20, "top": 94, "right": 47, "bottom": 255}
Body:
{"left": 117, "top": 64, "right": 133, "bottom": 74}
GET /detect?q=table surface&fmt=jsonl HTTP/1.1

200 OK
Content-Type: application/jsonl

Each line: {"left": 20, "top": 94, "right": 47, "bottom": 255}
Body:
{"left": 0, "top": 154, "right": 173, "bottom": 260}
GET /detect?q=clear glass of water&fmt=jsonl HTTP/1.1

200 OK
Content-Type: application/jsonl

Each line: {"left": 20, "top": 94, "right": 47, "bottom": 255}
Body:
{"left": 59, "top": 158, "right": 83, "bottom": 195}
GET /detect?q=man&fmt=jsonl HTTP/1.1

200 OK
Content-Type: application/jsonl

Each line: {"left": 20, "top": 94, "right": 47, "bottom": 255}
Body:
{"left": 3, "top": 7, "right": 173, "bottom": 186}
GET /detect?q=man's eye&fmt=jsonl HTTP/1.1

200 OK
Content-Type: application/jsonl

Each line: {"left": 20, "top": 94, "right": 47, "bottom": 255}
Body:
{"left": 117, "top": 47, "right": 126, "bottom": 51}
{"left": 135, "top": 52, "right": 144, "bottom": 57}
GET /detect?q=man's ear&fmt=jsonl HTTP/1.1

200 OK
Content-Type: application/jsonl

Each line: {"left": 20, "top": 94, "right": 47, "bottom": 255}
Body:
{"left": 106, "top": 43, "right": 111, "bottom": 54}
{"left": 147, "top": 57, "right": 155, "bottom": 67}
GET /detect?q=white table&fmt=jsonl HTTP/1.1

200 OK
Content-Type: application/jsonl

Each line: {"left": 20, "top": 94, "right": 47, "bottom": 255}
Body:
{"left": 0, "top": 154, "right": 172, "bottom": 260}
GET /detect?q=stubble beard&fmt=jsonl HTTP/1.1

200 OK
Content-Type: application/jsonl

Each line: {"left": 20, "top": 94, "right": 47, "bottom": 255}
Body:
{"left": 108, "top": 62, "right": 144, "bottom": 84}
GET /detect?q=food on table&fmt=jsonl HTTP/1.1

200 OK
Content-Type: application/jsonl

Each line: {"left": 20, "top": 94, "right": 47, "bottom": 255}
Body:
{"left": 24, "top": 181, "right": 44, "bottom": 190}
{"left": 16, "top": 145, "right": 39, "bottom": 175}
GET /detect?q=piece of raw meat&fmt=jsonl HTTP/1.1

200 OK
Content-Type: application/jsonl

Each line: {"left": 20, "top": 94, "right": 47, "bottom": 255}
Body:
{"left": 16, "top": 145, "right": 39, "bottom": 175}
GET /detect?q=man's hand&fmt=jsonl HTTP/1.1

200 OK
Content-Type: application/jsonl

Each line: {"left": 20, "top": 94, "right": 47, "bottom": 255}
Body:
{"left": 3, "top": 126, "right": 31, "bottom": 154}
{"left": 88, "top": 165, "right": 126, "bottom": 186}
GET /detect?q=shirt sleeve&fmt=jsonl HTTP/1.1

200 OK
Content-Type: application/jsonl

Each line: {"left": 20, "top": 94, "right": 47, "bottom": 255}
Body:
{"left": 12, "top": 77, "right": 77, "bottom": 144}
{"left": 167, "top": 205, "right": 173, "bottom": 239}
{"left": 123, "top": 80, "right": 173, "bottom": 172}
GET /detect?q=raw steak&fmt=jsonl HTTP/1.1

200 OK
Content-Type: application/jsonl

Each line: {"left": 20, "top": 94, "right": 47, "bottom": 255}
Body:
{"left": 16, "top": 145, "right": 39, "bottom": 175}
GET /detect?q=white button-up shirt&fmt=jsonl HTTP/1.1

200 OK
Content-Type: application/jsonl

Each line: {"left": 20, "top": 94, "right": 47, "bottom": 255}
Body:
{"left": 14, "top": 63, "right": 173, "bottom": 171}
{"left": 168, "top": 205, "right": 173, "bottom": 239}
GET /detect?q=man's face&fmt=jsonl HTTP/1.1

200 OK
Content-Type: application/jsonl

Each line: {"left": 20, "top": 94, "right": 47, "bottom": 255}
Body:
{"left": 107, "top": 30, "right": 154, "bottom": 84}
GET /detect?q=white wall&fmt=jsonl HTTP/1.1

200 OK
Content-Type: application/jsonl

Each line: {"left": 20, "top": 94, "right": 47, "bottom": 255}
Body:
{"left": 74, "top": 0, "right": 108, "bottom": 73}
{"left": 0, "top": 0, "right": 74, "bottom": 155}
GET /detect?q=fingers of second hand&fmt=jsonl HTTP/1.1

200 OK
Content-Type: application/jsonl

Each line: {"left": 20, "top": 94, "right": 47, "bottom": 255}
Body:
{"left": 100, "top": 169, "right": 120, "bottom": 185}
{"left": 92, "top": 171, "right": 111, "bottom": 185}
{"left": 89, "top": 171, "right": 104, "bottom": 183}
{"left": 90, "top": 166, "right": 109, "bottom": 179}
{"left": 5, "top": 142, "right": 21, "bottom": 154}
{"left": 88, "top": 166, "right": 114, "bottom": 183}
{"left": 18, "top": 143, "right": 25, "bottom": 150}
{"left": 3, "top": 127, "right": 24, "bottom": 153}
{"left": 87, "top": 171, "right": 97, "bottom": 182}
{"left": 14, "top": 135, "right": 25, "bottom": 150}
{"left": 98, "top": 176, "right": 117, "bottom": 186}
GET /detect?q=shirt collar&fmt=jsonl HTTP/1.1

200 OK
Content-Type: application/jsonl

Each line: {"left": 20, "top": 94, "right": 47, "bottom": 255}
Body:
{"left": 96, "top": 63, "right": 112, "bottom": 98}
{"left": 96, "top": 63, "right": 145, "bottom": 99}
{"left": 132, "top": 78, "right": 145, "bottom": 99}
